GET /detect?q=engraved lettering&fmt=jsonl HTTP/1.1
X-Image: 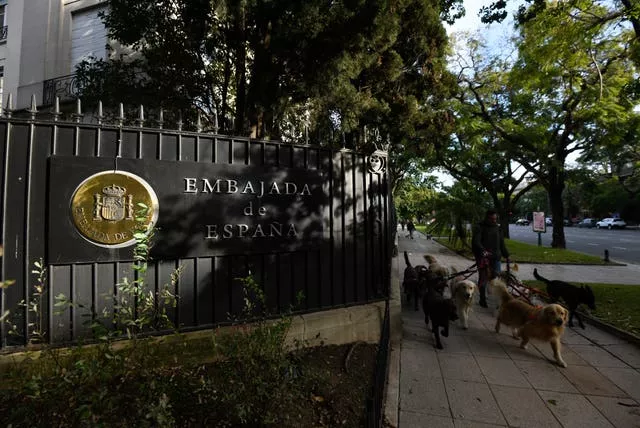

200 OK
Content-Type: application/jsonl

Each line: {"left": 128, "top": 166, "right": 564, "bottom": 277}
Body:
{"left": 184, "top": 178, "right": 197, "bottom": 193}
{"left": 203, "top": 178, "right": 222, "bottom": 193}
{"left": 242, "top": 181, "right": 255, "bottom": 194}
{"left": 285, "top": 182, "right": 297, "bottom": 195}
{"left": 206, "top": 225, "right": 219, "bottom": 239}
{"left": 253, "top": 224, "right": 266, "bottom": 238}
{"left": 300, "top": 184, "right": 311, "bottom": 196}
{"left": 270, "top": 222, "right": 283, "bottom": 237}
{"left": 268, "top": 182, "right": 281, "bottom": 195}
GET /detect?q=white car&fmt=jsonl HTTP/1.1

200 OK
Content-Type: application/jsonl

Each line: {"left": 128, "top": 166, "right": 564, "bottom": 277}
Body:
{"left": 595, "top": 218, "right": 626, "bottom": 229}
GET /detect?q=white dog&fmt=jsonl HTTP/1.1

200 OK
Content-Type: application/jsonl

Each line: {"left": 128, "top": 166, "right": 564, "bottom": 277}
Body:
{"left": 450, "top": 278, "right": 477, "bottom": 329}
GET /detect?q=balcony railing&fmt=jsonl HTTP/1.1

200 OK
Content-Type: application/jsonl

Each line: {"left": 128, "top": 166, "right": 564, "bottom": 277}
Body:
{"left": 42, "top": 74, "right": 83, "bottom": 106}
{"left": 0, "top": 26, "right": 7, "bottom": 42}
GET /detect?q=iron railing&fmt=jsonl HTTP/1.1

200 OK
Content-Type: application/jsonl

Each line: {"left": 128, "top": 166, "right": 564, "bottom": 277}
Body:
{"left": 42, "top": 74, "right": 82, "bottom": 106}
{"left": 0, "top": 103, "right": 391, "bottom": 348}
{"left": 0, "top": 26, "right": 7, "bottom": 42}
{"left": 366, "top": 300, "right": 391, "bottom": 428}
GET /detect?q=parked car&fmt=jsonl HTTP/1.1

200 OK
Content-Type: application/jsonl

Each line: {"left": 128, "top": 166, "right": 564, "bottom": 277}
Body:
{"left": 595, "top": 218, "right": 627, "bottom": 229}
{"left": 545, "top": 217, "right": 552, "bottom": 226}
{"left": 577, "top": 218, "right": 597, "bottom": 228}
{"left": 515, "top": 218, "right": 530, "bottom": 226}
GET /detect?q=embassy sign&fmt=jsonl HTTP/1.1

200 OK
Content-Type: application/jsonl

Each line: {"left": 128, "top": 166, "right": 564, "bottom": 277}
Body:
{"left": 49, "top": 156, "right": 327, "bottom": 263}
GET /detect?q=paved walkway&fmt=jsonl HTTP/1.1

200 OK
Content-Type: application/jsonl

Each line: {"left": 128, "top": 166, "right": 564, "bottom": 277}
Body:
{"left": 391, "top": 231, "right": 640, "bottom": 428}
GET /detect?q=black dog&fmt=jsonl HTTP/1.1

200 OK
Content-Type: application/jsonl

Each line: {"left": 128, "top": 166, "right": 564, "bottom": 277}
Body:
{"left": 403, "top": 251, "right": 429, "bottom": 310}
{"left": 534, "top": 268, "right": 596, "bottom": 329}
{"left": 422, "top": 285, "right": 458, "bottom": 349}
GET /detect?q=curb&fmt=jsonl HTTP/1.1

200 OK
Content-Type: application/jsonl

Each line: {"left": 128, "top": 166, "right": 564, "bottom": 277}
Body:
{"left": 580, "top": 312, "right": 640, "bottom": 348}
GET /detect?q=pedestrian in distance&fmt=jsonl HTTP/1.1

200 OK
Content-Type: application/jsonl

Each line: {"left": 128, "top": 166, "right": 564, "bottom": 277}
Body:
{"left": 407, "top": 220, "right": 416, "bottom": 239}
{"left": 400, "top": 219, "right": 406, "bottom": 231}
{"left": 472, "top": 210, "right": 510, "bottom": 308}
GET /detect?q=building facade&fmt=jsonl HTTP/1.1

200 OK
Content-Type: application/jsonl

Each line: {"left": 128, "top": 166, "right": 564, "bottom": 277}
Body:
{"left": 1, "top": 0, "right": 110, "bottom": 110}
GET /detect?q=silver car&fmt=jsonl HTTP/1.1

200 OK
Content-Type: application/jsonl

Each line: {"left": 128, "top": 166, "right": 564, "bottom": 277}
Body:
{"left": 595, "top": 218, "right": 626, "bottom": 229}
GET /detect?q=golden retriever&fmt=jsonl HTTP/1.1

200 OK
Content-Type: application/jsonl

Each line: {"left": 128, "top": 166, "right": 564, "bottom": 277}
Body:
{"left": 492, "top": 278, "right": 569, "bottom": 367}
{"left": 423, "top": 254, "right": 450, "bottom": 277}
{"left": 450, "top": 276, "right": 476, "bottom": 329}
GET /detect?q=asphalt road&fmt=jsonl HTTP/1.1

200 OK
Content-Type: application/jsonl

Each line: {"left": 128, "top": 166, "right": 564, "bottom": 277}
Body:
{"left": 508, "top": 224, "right": 640, "bottom": 265}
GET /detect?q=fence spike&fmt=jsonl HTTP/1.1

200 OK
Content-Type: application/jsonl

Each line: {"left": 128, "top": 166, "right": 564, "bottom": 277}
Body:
{"left": 137, "top": 104, "right": 145, "bottom": 127}
{"left": 177, "top": 111, "right": 183, "bottom": 131}
{"left": 5, "top": 93, "right": 12, "bottom": 118}
{"left": 52, "top": 97, "right": 61, "bottom": 121}
{"left": 94, "top": 100, "right": 103, "bottom": 126}
{"left": 158, "top": 108, "right": 164, "bottom": 129}
{"left": 73, "top": 98, "right": 83, "bottom": 123}
{"left": 29, "top": 94, "right": 38, "bottom": 120}
{"left": 118, "top": 103, "right": 124, "bottom": 127}
{"left": 213, "top": 106, "right": 219, "bottom": 134}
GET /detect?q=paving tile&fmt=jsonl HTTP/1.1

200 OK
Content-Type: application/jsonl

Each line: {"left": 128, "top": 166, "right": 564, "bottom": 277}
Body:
{"left": 586, "top": 396, "right": 640, "bottom": 428}
{"left": 436, "top": 334, "right": 473, "bottom": 355}
{"left": 490, "top": 384, "right": 562, "bottom": 428}
{"left": 438, "top": 353, "right": 485, "bottom": 383}
{"left": 538, "top": 390, "right": 615, "bottom": 428}
{"left": 400, "top": 374, "right": 451, "bottom": 417}
{"left": 400, "top": 411, "right": 454, "bottom": 428}
{"left": 533, "top": 341, "right": 590, "bottom": 366}
{"left": 514, "top": 360, "right": 579, "bottom": 393}
{"left": 401, "top": 345, "right": 441, "bottom": 380}
{"left": 475, "top": 356, "right": 530, "bottom": 388}
{"left": 444, "top": 379, "right": 507, "bottom": 426}
{"left": 597, "top": 367, "right": 640, "bottom": 401}
{"left": 465, "top": 335, "right": 510, "bottom": 359}
{"left": 561, "top": 365, "right": 627, "bottom": 397}
{"left": 561, "top": 329, "right": 594, "bottom": 345}
{"left": 606, "top": 344, "right": 640, "bottom": 369}
{"left": 453, "top": 420, "right": 507, "bottom": 428}
{"left": 569, "top": 345, "right": 630, "bottom": 368}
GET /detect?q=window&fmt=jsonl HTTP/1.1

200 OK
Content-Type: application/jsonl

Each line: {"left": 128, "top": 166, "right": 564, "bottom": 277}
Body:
{"left": 71, "top": 7, "right": 108, "bottom": 68}
{"left": 0, "top": 4, "right": 6, "bottom": 42}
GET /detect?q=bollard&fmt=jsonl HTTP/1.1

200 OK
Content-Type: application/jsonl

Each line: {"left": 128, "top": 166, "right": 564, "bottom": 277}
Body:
{"left": 604, "top": 249, "right": 610, "bottom": 262}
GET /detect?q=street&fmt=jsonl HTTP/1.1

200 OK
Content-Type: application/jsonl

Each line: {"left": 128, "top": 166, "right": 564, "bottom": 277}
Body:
{"left": 509, "top": 224, "right": 640, "bottom": 265}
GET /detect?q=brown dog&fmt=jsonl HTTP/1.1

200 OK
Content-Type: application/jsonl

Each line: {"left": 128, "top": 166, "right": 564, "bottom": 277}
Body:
{"left": 492, "top": 278, "right": 569, "bottom": 367}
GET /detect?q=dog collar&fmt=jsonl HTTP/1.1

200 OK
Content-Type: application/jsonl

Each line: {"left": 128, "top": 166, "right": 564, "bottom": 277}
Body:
{"left": 528, "top": 306, "right": 543, "bottom": 320}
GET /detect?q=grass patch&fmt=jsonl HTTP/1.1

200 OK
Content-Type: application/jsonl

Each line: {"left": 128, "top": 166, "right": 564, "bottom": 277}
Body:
{"left": 432, "top": 236, "right": 607, "bottom": 265}
{"left": 524, "top": 281, "right": 640, "bottom": 336}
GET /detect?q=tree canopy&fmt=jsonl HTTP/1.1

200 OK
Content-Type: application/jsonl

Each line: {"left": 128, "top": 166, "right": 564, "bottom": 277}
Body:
{"left": 76, "top": 0, "right": 457, "bottom": 163}
{"left": 448, "top": 1, "right": 638, "bottom": 247}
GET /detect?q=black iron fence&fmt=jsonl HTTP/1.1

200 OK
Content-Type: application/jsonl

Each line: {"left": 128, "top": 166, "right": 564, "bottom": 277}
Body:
{"left": 0, "top": 102, "right": 391, "bottom": 348}
{"left": 366, "top": 300, "right": 391, "bottom": 428}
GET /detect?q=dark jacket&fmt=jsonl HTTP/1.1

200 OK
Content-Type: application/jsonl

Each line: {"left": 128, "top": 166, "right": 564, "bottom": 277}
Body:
{"left": 472, "top": 220, "right": 509, "bottom": 260}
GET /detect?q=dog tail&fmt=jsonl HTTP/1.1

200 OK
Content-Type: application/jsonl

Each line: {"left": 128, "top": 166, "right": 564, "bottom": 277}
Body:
{"left": 404, "top": 251, "right": 412, "bottom": 268}
{"left": 533, "top": 268, "right": 550, "bottom": 285}
{"left": 491, "top": 278, "right": 513, "bottom": 304}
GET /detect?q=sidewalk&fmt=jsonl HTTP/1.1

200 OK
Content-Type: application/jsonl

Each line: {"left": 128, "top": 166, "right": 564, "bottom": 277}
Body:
{"left": 389, "top": 231, "right": 640, "bottom": 428}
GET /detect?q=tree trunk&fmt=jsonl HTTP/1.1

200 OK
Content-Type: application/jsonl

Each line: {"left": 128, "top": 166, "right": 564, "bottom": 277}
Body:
{"left": 233, "top": 1, "right": 247, "bottom": 135}
{"left": 548, "top": 165, "right": 566, "bottom": 248}
{"left": 221, "top": 38, "right": 232, "bottom": 133}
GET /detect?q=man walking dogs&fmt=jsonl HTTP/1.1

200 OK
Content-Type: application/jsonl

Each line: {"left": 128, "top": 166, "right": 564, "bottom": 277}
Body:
{"left": 472, "top": 210, "right": 510, "bottom": 308}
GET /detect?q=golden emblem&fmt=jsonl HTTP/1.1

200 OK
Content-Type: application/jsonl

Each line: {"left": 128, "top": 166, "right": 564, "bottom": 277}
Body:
{"left": 70, "top": 171, "right": 159, "bottom": 248}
